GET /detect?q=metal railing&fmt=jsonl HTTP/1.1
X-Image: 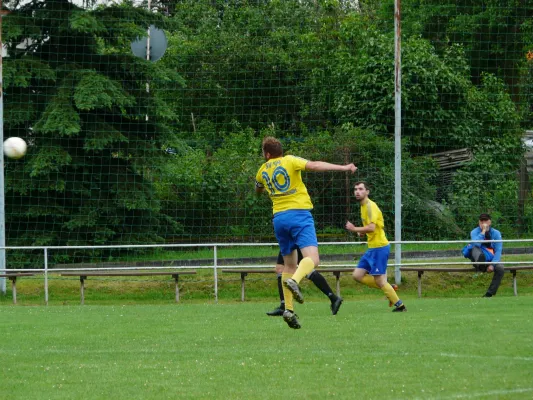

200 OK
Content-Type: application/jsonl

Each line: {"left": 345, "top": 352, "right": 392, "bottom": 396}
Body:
{"left": 1, "top": 239, "right": 532, "bottom": 304}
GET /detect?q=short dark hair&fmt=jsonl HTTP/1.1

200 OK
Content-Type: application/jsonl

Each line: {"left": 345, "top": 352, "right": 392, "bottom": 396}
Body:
{"left": 262, "top": 137, "right": 283, "bottom": 158}
{"left": 479, "top": 213, "right": 491, "bottom": 221}
{"left": 354, "top": 181, "right": 370, "bottom": 191}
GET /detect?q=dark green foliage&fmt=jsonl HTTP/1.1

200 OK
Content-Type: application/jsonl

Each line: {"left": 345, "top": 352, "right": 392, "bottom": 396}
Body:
{"left": 287, "top": 125, "right": 460, "bottom": 240}
{"left": 164, "top": 0, "right": 352, "bottom": 134}
{"left": 2, "top": 0, "right": 532, "bottom": 255}
{"left": 155, "top": 126, "right": 270, "bottom": 242}
{"left": 397, "top": 0, "right": 533, "bottom": 127}
{"left": 3, "top": 0, "right": 184, "bottom": 260}
{"left": 327, "top": 22, "right": 524, "bottom": 157}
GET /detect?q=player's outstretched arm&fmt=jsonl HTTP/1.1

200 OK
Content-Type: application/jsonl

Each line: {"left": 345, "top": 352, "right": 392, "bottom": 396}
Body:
{"left": 306, "top": 161, "right": 357, "bottom": 173}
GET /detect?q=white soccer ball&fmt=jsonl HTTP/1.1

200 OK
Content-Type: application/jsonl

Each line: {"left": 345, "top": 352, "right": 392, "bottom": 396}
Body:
{"left": 3, "top": 137, "right": 27, "bottom": 159}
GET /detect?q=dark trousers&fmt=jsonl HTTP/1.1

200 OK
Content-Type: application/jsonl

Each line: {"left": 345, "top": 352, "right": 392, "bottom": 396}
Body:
{"left": 468, "top": 246, "right": 504, "bottom": 296}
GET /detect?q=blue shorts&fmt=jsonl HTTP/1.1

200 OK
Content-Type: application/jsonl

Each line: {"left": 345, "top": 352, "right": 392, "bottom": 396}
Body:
{"left": 357, "top": 244, "right": 391, "bottom": 275}
{"left": 272, "top": 210, "right": 318, "bottom": 256}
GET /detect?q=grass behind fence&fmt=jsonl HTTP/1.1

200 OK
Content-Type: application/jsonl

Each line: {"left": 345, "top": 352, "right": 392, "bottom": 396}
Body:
{"left": 33, "top": 243, "right": 533, "bottom": 266}
{"left": 2, "top": 299, "right": 533, "bottom": 400}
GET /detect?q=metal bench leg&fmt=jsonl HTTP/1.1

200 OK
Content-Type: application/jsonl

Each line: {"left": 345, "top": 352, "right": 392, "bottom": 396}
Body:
{"left": 512, "top": 270, "right": 517, "bottom": 296}
{"left": 240, "top": 273, "right": 247, "bottom": 302}
{"left": 80, "top": 276, "right": 86, "bottom": 305}
{"left": 174, "top": 274, "right": 180, "bottom": 303}
{"left": 334, "top": 272, "right": 341, "bottom": 297}
{"left": 417, "top": 271, "right": 423, "bottom": 298}
{"left": 10, "top": 277, "right": 17, "bottom": 304}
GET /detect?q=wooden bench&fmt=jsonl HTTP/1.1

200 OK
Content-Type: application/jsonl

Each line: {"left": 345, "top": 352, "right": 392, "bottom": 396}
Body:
{"left": 60, "top": 271, "right": 196, "bottom": 304}
{"left": 399, "top": 266, "right": 533, "bottom": 297}
{"left": 0, "top": 273, "right": 35, "bottom": 304}
{"left": 222, "top": 268, "right": 354, "bottom": 301}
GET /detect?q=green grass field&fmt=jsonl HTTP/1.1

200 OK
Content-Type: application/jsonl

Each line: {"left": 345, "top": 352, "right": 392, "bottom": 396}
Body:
{"left": 2, "top": 298, "right": 533, "bottom": 399}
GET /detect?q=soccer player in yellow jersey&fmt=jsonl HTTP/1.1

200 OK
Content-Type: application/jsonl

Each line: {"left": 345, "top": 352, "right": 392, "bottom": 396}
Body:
{"left": 255, "top": 137, "right": 357, "bottom": 329}
{"left": 345, "top": 182, "right": 407, "bottom": 312}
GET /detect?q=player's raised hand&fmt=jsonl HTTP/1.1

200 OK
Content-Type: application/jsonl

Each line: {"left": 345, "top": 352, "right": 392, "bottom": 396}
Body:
{"left": 345, "top": 163, "right": 357, "bottom": 174}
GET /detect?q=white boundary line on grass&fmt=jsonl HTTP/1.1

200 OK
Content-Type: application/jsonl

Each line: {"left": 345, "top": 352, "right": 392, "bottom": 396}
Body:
{"left": 418, "top": 387, "right": 533, "bottom": 399}
{"left": 440, "top": 352, "right": 533, "bottom": 362}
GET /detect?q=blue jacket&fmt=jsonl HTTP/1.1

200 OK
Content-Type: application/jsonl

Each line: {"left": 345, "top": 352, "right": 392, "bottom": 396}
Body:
{"left": 468, "top": 226, "right": 503, "bottom": 263}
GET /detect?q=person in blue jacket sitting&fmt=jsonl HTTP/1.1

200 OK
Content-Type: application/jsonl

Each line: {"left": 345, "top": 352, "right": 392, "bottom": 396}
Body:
{"left": 462, "top": 213, "right": 504, "bottom": 297}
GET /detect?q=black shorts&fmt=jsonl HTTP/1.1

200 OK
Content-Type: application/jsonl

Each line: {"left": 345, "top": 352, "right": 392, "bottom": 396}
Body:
{"left": 277, "top": 247, "right": 304, "bottom": 265}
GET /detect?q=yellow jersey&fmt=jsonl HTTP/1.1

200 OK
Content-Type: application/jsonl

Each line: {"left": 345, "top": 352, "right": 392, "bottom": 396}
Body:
{"left": 255, "top": 155, "right": 313, "bottom": 214}
{"left": 360, "top": 199, "right": 389, "bottom": 248}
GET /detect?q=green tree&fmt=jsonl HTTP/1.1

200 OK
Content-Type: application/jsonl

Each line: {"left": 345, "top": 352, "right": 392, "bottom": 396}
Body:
{"left": 287, "top": 125, "right": 458, "bottom": 240}
{"left": 397, "top": 0, "right": 533, "bottom": 126}
{"left": 3, "top": 0, "right": 184, "bottom": 252}
{"left": 155, "top": 125, "right": 268, "bottom": 242}
{"left": 162, "top": 0, "right": 354, "bottom": 137}
{"left": 323, "top": 20, "right": 523, "bottom": 157}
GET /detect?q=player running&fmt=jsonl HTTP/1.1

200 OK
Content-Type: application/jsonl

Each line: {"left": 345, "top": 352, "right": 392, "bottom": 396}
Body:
{"left": 345, "top": 181, "right": 406, "bottom": 312}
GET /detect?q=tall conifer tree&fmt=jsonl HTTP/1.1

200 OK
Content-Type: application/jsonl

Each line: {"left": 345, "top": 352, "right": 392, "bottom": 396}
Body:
{"left": 3, "top": 0, "right": 184, "bottom": 250}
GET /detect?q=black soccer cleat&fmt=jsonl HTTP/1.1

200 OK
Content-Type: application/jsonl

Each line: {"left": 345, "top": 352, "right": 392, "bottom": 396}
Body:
{"left": 266, "top": 306, "right": 285, "bottom": 316}
{"left": 282, "top": 310, "right": 301, "bottom": 329}
{"left": 284, "top": 278, "right": 304, "bottom": 304}
{"left": 330, "top": 297, "right": 343, "bottom": 315}
{"left": 392, "top": 304, "right": 407, "bottom": 312}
